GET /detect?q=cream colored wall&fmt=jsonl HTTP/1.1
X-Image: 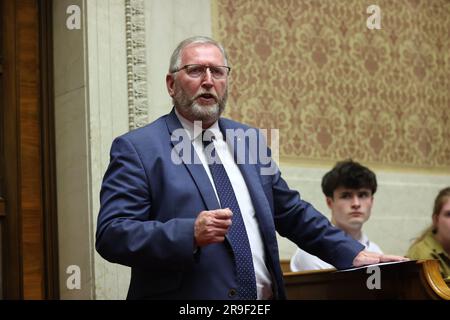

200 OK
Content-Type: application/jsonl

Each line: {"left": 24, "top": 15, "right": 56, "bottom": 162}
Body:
{"left": 53, "top": 0, "right": 94, "bottom": 299}
{"left": 276, "top": 163, "right": 450, "bottom": 263}
{"left": 86, "top": 0, "right": 130, "bottom": 300}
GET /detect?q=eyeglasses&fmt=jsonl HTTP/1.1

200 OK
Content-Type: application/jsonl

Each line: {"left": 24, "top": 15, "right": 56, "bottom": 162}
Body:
{"left": 173, "top": 64, "right": 231, "bottom": 79}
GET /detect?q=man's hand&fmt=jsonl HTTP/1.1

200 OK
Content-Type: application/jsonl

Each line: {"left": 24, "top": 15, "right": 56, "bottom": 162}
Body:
{"left": 352, "top": 250, "right": 409, "bottom": 267}
{"left": 194, "top": 208, "right": 232, "bottom": 247}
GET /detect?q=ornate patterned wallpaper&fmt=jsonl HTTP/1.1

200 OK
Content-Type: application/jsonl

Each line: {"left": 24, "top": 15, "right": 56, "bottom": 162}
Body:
{"left": 213, "top": 0, "right": 450, "bottom": 170}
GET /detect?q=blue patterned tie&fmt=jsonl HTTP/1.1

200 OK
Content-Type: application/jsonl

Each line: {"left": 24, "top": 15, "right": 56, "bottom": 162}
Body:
{"left": 202, "top": 131, "right": 257, "bottom": 300}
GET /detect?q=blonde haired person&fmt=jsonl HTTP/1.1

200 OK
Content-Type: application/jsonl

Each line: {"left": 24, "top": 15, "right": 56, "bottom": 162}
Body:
{"left": 406, "top": 187, "right": 450, "bottom": 281}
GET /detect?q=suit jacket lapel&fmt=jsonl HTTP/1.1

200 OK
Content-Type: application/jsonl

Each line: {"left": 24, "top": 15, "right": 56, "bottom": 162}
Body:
{"left": 218, "top": 119, "right": 275, "bottom": 242}
{"left": 165, "top": 109, "right": 220, "bottom": 211}
{"left": 165, "top": 110, "right": 275, "bottom": 237}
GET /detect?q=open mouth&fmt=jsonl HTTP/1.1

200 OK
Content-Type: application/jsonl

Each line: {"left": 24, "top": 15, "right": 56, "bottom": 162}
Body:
{"left": 196, "top": 93, "right": 218, "bottom": 104}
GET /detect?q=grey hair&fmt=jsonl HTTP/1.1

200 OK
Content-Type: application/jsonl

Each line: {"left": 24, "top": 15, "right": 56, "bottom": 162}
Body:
{"left": 168, "top": 36, "right": 229, "bottom": 73}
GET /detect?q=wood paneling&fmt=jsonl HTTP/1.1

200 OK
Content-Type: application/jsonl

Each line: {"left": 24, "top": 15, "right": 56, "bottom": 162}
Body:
{"left": 2, "top": 0, "right": 22, "bottom": 299}
{"left": 280, "top": 259, "right": 290, "bottom": 273}
{"left": 39, "top": 0, "right": 59, "bottom": 300}
{"left": 1, "top": 0, "right": 58, "bottom": 299}
{"left": 284, "top": 259, "right": 450, "bottom": 300}
{"left": 18, "top": 0, "right": 44, "bottom": 300}
{"left": 0, "top": 198, "right": 5, "bottom": 217}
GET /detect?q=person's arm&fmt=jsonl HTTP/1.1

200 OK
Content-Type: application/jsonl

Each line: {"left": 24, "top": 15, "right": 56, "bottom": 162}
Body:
{"left": 95, "top": 136, "right": 196, "bottom": 270}
{"left": 271, "top": 168, "right": 364, "bottom": 269}
{"left": 290, "top": 248, "right": 334, "bottom": 272}
{"left": 272, "top": 171, "right": 408, "bottom": 268}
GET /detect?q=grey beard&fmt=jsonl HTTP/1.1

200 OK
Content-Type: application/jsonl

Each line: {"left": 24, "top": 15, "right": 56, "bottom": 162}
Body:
{"left": 189, "top": 101, "right": 221, "bottom": 122}
{"left": 173, "top": 86, "right": 228, "bottom": 124}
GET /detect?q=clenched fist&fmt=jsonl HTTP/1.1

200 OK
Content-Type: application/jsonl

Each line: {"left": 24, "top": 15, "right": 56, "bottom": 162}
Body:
{"left": 194, "top": 208, "right": 233, "bottom": 247}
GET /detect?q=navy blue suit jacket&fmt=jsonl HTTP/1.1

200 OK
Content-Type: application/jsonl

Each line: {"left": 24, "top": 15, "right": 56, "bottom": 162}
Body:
{"left": 96, "top": 109, "right": 364, "bottom": 299}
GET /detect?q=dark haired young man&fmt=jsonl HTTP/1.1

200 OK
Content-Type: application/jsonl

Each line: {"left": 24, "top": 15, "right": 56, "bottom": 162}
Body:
{"left": 290, "top": 160, "right": 383, "bottom": 271}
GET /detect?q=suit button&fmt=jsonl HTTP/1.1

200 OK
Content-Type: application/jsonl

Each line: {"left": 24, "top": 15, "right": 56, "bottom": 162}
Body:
{"left": 228, "top": 288, "right": 237, "bottom": 298}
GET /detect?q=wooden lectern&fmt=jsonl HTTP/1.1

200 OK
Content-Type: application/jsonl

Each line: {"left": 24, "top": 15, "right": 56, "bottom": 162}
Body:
{"left": 283, "top": 260, "right": 450, "bottom": 300}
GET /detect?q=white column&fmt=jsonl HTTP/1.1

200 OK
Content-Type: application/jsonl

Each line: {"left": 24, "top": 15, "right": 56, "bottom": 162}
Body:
{"left": 53, "top": 0, "right": 94, "bottom": 299}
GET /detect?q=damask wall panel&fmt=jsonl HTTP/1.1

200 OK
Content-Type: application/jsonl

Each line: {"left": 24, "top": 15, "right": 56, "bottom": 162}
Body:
{"left": 213, "top": 0, "right": 450, "bottom": 170}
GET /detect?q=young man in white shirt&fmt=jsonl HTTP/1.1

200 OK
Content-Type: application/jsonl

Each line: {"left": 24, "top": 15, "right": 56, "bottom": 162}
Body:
{"left": 290, "top": 159, "right": 383, "bottom": 271}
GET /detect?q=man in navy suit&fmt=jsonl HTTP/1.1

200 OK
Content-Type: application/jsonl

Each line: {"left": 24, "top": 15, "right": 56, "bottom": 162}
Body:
{"left": 95, "top": 36, "right": 407, "bottom": 300}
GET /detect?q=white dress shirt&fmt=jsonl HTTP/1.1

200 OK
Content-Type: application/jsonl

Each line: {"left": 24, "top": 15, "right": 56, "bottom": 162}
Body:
{"left": 290, "top": 233, "right": 383, "bottom": 272}
{"left": 175, "top": 109, "right": 273, "bottom": 299}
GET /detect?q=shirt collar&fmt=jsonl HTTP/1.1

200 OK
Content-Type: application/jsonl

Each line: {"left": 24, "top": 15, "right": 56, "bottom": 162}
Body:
{"left": 358, "top": 233, "right": 370, "bottom": 248}
{"left": 174, "top": 107, "right": 222, "bottom": 142}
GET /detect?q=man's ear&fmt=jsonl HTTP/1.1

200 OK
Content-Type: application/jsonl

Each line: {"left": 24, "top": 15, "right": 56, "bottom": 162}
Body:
{"left": 166, "top": 74, "right": 175, "bottom": 97}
